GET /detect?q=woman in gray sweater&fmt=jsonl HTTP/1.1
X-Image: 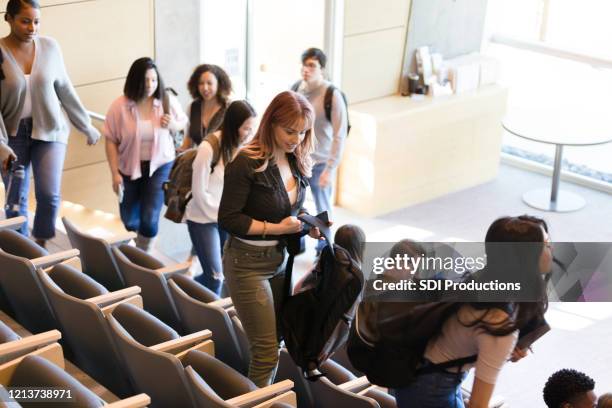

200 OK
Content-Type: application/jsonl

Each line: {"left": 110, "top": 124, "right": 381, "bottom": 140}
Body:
{"left": 0, "top": 0, "right": 100, "bottom": 247}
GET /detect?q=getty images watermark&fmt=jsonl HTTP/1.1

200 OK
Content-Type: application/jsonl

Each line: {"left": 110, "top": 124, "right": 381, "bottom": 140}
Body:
{"left": 361, "top": 242, "right": 612, "bottom": 302}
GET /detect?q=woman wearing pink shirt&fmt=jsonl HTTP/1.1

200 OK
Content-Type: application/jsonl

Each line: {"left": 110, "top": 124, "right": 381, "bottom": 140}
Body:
{"left": 103, "top": 57, "right": 187, "bottom": 251}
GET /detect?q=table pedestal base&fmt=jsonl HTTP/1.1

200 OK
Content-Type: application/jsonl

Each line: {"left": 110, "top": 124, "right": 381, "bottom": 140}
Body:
{"left": 522, "top": 188, "right": 586, "bottom": 212}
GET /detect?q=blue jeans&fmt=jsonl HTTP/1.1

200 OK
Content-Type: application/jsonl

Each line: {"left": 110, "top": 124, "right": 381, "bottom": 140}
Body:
{"left": 308, "top": 162, "right": 335, "bottom": 251}
{"left": 187, "top": 220, "right": 227, "bottom": 295}
{"left": 120, "top": 161, "right": 172, "bottom": 238}
{"left": 394, "top": 364, "right": 467, "bottom": 408}
{"left": 2, "top": 118, "right": 66, "bottom": 239}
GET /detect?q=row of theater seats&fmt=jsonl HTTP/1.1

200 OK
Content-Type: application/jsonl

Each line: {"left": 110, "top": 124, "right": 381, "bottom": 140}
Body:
{"left": 0, "top": 320, "right": 149, "bottom": 407}
{"left": 0, "top": 216, "right": 397, "bottom": 407}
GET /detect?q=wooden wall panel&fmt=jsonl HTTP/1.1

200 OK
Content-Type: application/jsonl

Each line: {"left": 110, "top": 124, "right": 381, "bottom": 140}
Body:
{"left": 342, "top": 28, "right": 406, "bottom": 103}
{"left": 41, "top": 0, "right": 154, "bottom": 86}
{"left": 1, "top": 1, "right": 153, "bottom": 170}
{"left": 344, "top": 0, "right": 411, "bottom": 36}
{"left": 63, "top": 78, "right": 124, "bottom": 170}
{"left": 0, "top": 0, "right": 154, "bottom": 87}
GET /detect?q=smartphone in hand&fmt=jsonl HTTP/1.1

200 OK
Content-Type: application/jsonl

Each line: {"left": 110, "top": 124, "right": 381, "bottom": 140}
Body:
{"left": 117, "top": 184, "right": 124, "bottom": 203}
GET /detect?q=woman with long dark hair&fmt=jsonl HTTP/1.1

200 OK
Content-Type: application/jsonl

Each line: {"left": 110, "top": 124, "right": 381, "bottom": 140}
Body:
{"left": 395, "top": 215, "right": 551, "bottom": 408}
{"left": 185, "top": 100, "right": 257, "bottom": 295}
{"left": 0, "top": 0, "right": 100, "bottom": 247}
{"left": 104, "top": 57, "right": 187, "bottom": 251}
{"left": 219, "top": 91, "right": 324, "bottom": 387}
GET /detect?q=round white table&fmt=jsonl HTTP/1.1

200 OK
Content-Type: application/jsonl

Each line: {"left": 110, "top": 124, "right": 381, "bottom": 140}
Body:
{"left": 503, "top": 107, "right": 612, "bottom": 212}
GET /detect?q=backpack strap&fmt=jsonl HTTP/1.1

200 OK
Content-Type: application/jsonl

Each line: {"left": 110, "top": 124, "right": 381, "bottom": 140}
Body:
{"left": 188, "top": 99, "right": 203, "bottom": 145}
{"left": 203, "top": 133, "right": 221, "bottom": 174}
{"left": 282, "top": 211, "right": 331, "bottom": 300}
{"left": 0, "top": 48, "right": 5, "bottom": 81}
{"left": 324, "top": 85, "right": 335, "bottom": 123}
{"left": 162, "top": 87, "right": 177, "bottom": 115}
{"left": 290, "top": 80, "right": 302, "bottom": 92}
{"left": 298, "top": 212, "right": 333, "bottom": 255}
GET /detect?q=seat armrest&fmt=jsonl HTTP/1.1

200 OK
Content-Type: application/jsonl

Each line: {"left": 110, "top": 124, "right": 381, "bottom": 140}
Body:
{"left": 104, "top": 394, "right": 151, "bottom": 408}
{"left": 0, "top": 216, "right": 27, "bottom": 230}
{"left": 209, "top": 297, "right": 233, "bottom": 309}
{"left": 337, "top": 376, "right": 371, "bottom": 392}
{"left": 175, "top": 339, "right": 214, "bottom": 359}
{"left": 150, "top": 329, "right": 212, "bottom": 354}
{"left": 226, "top": 380, "right": 294, "bottom": 407}
{"left": 31, "top": 249, "right": 80, "bottom": 269}
{"left": 106, "top": 232, "right": 137, "bottom": 247}
{"left": 0, "top": 343, "right": 64, "bottom": 385}
{"left": 86, "top": 286, "right": 141, "bottom": 307}
{"left": 156, "top": 261, "right": 191, "bottom": 277}
{"left": 100, "top": 295, "right": 144, "bottom": 317}
{"left": 0, "top": 330, "right": 61, "bottom": 357}
{"left": 42, "top": 256, "right": 82, "bottom": 273}
{"left": 252, "top": 392, "right": 297, "bottom": 408}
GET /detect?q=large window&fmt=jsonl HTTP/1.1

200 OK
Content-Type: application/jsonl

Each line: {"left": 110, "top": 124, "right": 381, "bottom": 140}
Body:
{"left": 484, "top": 0, "right": 612, "bottom": 183}
{"left": 200, "top": 0, "right": 325, "bottom": 114}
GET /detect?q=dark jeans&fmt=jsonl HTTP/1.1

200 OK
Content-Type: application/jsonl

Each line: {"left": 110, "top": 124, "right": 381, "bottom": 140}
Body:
{"left": 394, "top": 362, "right": 467, "bottom": 408}
{"left": 308, "top": 162, "right": 335, "bottom": 251}
{"left": 2, "top": 118, "right": 66, "bottom": 239}
{"left": 187, "top": 220, "right": 227, "bottom": 296}
{"left": 120, "top": 161, "right": 172, "bottom": 238}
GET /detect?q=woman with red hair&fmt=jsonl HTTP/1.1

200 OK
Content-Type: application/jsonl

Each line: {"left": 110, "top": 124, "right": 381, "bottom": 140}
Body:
{"left": 219, "top": 91, "right": 323, "bottom": 387}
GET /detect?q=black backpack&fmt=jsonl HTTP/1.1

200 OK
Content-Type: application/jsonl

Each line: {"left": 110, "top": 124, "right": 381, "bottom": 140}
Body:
{"left": 291, "top": 81, "right": 351, "bottom": 136}
{"left": 162, "top": 134, "right": 221, "bottom": 223}
{"left": 280, "top": 213, "right": 364, "bottom": 377}
{"left": 346, "top": 300, "right": 477, "bottom": 388}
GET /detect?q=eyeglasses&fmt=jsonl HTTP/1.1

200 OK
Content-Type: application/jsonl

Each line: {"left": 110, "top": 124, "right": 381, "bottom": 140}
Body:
{"left": 302, "top": 62, "right": 320, "bottom": 70}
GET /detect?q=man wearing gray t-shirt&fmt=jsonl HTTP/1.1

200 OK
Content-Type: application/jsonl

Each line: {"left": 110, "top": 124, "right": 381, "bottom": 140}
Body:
{"left": 293, "top": 48, "right": 348, "bottom": 252}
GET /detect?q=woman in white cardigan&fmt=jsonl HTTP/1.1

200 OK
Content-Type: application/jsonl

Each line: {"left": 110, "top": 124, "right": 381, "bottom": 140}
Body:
{"left": 0, "top": 0, "right": 100, "bottom": 247}
{"left": 185, "top": 100, "right": 256, "bottom": 295}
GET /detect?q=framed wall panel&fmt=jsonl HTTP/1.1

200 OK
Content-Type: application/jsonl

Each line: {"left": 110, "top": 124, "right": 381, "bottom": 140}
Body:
{"left": 344, "top": 0, "right": 410, "bottom": 36}
{"left": 342, "top": 27, "right": 406, "bottom": 103}
{"left": 63, "top": 78, "right": 124, "bottom": 170}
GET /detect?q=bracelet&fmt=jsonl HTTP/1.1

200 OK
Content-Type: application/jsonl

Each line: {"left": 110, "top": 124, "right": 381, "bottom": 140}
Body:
{"left": 262, "top": 220, "right": 268, "bottom": 239}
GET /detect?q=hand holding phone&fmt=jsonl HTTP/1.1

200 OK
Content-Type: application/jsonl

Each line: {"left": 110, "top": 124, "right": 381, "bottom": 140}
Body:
{"left": 117, "top": 183, "right": 124, "bottom": 204}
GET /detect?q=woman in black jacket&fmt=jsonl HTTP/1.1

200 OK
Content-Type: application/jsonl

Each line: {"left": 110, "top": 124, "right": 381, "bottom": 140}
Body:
{"left": 219, "top": 90, "right": 322, "bottom": 387}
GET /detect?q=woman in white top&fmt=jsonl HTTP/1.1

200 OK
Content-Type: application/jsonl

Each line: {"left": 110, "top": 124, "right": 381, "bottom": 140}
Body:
{"left": 185, "top": 100, "right": 256, "bottom": 295}
{"left": 395, "top": 215, "right": 551, "bottom": 408}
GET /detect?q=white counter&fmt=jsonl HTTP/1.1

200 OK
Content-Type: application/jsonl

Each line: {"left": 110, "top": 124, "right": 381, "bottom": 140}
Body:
{"left": 337, "top": 85, "right": 508, "bottom": 216}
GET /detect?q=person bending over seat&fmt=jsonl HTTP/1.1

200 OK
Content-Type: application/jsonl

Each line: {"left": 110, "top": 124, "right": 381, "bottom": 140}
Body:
{"left": 394, "top": 215, "right": 551, "bottom": 408}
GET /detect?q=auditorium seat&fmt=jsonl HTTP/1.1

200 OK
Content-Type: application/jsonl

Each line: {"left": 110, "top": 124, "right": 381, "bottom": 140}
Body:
{"left": 0, "top": 323, "right": 62, "bottom": 365}
{"left": 111, "top": 245, "right": 190, "bottom": 332}
{"left": 62, "top": 217, "right": 135, "bottom": 291}
{"left": 0, "top": 350, "right": 150, "bottom": 407}
{"left": 331, "top": 343, "right": 363, "bottom": 377}
{"left": 184, "top": 351, "right": 297, "bottom": 407}
{"left": 0, "top": 229, "right": 79, "bottom": 333}
{"left": 168, "top": 276, "right": 247, "bottom": 374}
{"left": 0, "top": 216, "right": 27, "bottom": 231}
{"left": 37, "top": 263, "right": 142, "bottom": 398}
{"left": 276, "top": 349, "right": 396, "bottom": 408}
{"left": 106, "top": 303, "right": 216, "bottom": 408}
